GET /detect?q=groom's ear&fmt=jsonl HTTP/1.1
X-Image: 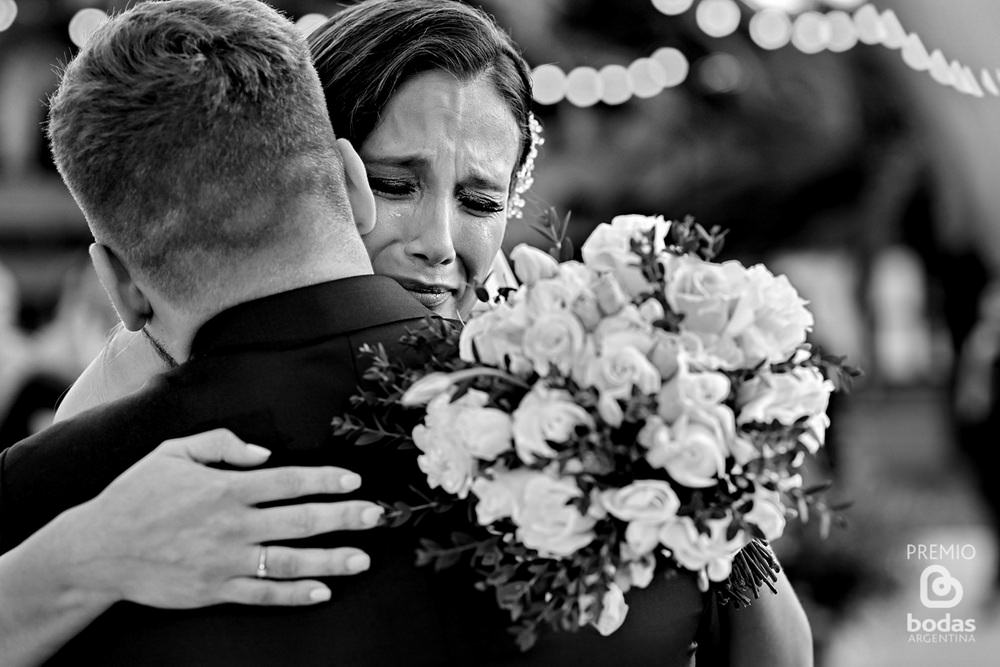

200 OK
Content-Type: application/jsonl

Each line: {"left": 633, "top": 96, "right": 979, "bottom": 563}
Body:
{"left": 89, "top": 243, "right": 153, "bottom": 332}
{"left": 336, "top": 138, "right": 376, "bottom": 236}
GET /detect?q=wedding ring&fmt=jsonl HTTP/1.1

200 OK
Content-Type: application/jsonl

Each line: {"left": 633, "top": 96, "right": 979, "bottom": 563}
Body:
{"left": 256, "top": 545, "right": 268, "bottom": 579}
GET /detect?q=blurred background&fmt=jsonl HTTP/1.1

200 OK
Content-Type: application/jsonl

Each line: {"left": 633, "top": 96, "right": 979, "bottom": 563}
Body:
{"left": 2, "top": 0, "right": 1000, "bottom": 663}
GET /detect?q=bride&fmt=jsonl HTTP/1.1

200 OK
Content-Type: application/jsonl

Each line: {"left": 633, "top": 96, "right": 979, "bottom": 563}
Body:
{"left": 44, "top": 0, "right": 811, "bottom": 664}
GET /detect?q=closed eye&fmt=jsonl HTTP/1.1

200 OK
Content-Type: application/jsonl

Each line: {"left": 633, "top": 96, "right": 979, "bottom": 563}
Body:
{"left": 368, "top": 176, "right": 416, "bottom": 198}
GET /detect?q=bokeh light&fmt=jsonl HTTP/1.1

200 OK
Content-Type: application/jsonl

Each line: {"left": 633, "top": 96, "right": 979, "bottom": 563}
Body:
{"left": 900, "top": 33, "right": 930, "bottom": 72}
{"left": 853, "top": 4, "right": 885, "bottom": 45}
{"left": 749, "top": 9, "right": 792, "bottom": 50}
{"left": 825, "top": 10, "right": 858, "bottom": 53}
{"left": 294, "top": 13, "right": 327, "bottom": 36}
{"left": 879, "top": 9, "right": 905, "bottom": 49}
{"left": 927, "top": 50, "right": 954, "bottom": 86}
{"left": 69, "top": 8, "right": 109, "bottom": 48}
{"left": 791, "top": 11, "right": 830, "bottom": 54}
{"left": 627, "top": 58, "right": 667, "bottom": 98}
{"left": 565, "top": 67, "right": 603, "bottom": 107}
{"left": 981, "top": 70, "right": 1000, "bottom": 96}
{"left": 651, "top": 47, "right": 690, "bottom": 87}
{"left": 741, "top": 0, "right": 809, "bottom": 11}
{"left": 651, "top": 0, "right": 694, "bottom": 16}
{"left": 697, "top": 52, "right": 746, "bottom": 93}
{"left": 599, "top": 65, "right": 632, "bottom": 105}
{"left": 695, "top": 0, "right": 742, "bottom": 39}
{"left": 532, "top": 64, "right": 568, "bottom": 105}
{"left": 0, "top": 0, "right": 15, "bottom": 33}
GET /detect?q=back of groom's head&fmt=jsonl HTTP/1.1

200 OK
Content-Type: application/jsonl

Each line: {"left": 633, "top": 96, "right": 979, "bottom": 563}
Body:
{"left": 48, "top": 0, "right": 356, "bottom": 311}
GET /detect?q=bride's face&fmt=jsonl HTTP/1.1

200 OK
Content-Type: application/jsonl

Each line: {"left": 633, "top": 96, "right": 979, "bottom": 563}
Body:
{"left": 358, "top": 70, "right": 521, "bottom": 319}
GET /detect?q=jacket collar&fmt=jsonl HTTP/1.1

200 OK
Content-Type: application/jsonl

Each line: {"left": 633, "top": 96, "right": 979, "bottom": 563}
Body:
{"left": 189, "top": 275, "right": 433, "bottom": 358}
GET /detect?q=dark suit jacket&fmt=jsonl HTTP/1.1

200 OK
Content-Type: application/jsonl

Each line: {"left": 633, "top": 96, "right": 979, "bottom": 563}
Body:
{"left": 0, "top": 276, "right": 708, "bottom": 666}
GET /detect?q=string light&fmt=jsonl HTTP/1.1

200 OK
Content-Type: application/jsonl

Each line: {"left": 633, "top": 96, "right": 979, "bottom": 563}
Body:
{"left": 294, "top": 13, "right": 327, "bottom": 36}
{"left": 68, "top": 8, "right": 109, "bottom": 48}
{"left": 825, "top": 11, "right": 858, "bottom": 53}
{"left": 0, "top": 0, "right": 17, "bottom": 32}
{"left": 531, "top": 64, "right": 568, "bottom": 105}
{"left": 749, "top": 9, "right": 793, "bottom": 50}
{"left": 695, "top": 0, "right": 742, "bottom": 38}
{"left": 652, "top": 0, "right": 695, "bottom": 16}
{"left": 536, "top": 1, "right": 999, "bottom": 105}
{"left": 599, "top": 65, "right": 632, "bottom": 105}
{"left": 565, "top": 67, "right": 603, "bottom": 107}
{"left": 791, "top": 11, "right": 829, "bottom": 54}
{"left": 652, "top": 47, "right": 690, "bottom": 87}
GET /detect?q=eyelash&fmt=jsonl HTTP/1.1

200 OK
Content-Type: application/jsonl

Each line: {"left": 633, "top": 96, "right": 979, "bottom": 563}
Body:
{"left": 368, "top": 177, "right": 506, "bottom": 216}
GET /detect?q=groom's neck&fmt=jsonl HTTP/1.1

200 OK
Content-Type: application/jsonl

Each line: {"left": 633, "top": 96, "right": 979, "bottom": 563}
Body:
{"left": 144, "top": 248, "right": 375, "bottom": 363}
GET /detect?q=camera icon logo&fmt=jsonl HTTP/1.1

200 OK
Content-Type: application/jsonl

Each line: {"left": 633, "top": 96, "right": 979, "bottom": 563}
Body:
{"left": 920, "top": 564, "right": 964, "bottom": 609}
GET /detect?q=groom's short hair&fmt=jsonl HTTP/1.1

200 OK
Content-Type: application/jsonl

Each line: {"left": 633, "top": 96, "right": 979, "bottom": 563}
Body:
{"left": 48, "top": 0, "right": 348, "bottom": 305}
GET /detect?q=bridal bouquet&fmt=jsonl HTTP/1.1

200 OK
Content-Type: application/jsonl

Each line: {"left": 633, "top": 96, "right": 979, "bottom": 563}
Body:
{"left": 334, "top": 213, "right": 855, "bottom": 650}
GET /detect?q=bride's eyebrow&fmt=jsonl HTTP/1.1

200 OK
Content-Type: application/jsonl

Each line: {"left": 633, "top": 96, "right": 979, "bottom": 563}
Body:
{"left": 459, "top": 175, "right": 507, "bottom": 194}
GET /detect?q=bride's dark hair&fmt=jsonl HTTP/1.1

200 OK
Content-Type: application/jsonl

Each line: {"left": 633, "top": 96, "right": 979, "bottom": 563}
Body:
{"left": 308, "top": 0, "right": 533, "bottom": 186}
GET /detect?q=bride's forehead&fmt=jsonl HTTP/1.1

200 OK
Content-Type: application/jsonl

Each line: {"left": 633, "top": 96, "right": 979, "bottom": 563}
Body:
{"left": 366, "top": 71, "right": 520, "bottom": 158}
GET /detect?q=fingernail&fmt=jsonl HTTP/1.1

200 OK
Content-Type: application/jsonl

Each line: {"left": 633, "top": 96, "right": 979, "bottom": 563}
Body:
{"left": 339, "top": 472, "right": 362, "bottom": 491}
{"left": 361, "top": 506, "right": 384, "bottom": 527}
{"left": 245, "top": 444, "right": 272, "bottom": 459}
{"left": 346, "top": 553, "right": 371, "bottom": 573}
{"left": 309, "top": 587, "right": 331, "bottom": 602}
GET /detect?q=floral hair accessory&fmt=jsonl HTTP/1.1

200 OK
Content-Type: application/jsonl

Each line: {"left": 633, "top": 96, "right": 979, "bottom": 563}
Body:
{"left": 508, "top": 113, "right": 544, "bottom": 220}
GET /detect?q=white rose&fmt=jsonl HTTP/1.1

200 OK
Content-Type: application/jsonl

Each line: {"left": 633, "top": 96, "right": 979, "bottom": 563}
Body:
{"left": 413, "top": 421, "right": 475, "bottom": 498}
{"left": 458, "top": 304, "right": 531, "bottom": 373}
{"left": 628, "top": 555, "right": 656, "bottom": 590}
{"left": 642, "top": 407, "right": 733, "bottom": 488}
{"left": 399, "top": 372, "right": 454, "bottom": 407}
{"left": 592, "top": 306, "right": 655, "bottom": 354}
{"left": 656, "top": 356, "right": 731, "bottom": 424}
{"left": 624, "top": 520, "right": 661, "bottom": 556}
{"left": 659, "top": 516, "right": 747, "bottom": 581}
{"left": 736, "top": 367, "right": 833, "bottom": 427}
{"left": 471, "top": 469, "right": 533, "bottom": 525}
{"left": 512, "top": 384, "right": 594, "bottom": 463}
{"left": 718, "top": 265, "right": 812, "bottom": 367}
{"left": 513, "top": 472, "right": 597, "bottom": 558}
{"left": 593, "top": 272, "right": 629, "bottom": 315}
{"left": 581, "top": 215, "right": 671, "bottom": 298}
{"left": 800, "top": 412, "right": 830, "bottom": 453}
{"left": 585, "top": 340, "right": 661, "bottom": 397}
{"left": 664, "top": 255, "right": 748, "bottom": 343}
{"left": 453, "top": 404, "right": 513, "bottom": 460}
{"left": 510, "top": 243, "right": 559, "bottom": 285}
{"left": 593, "top": 583, "right": 629, "bottom": 636}
{"left": 743, "top": 488, "right": 787, "bottom": 541}
{"left": 601, "top": 480, "right": 680, "bottom": 524}
{"left": 522, "top": 311, "right": 587, "bottom": 377}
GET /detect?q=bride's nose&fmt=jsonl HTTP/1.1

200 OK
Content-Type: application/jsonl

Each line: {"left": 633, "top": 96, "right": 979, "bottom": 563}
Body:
{"left": 405, "top": 194, "right": 457, "bottom": 267}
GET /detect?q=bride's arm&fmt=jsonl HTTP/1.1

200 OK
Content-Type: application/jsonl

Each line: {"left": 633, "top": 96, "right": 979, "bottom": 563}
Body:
{"left": 0, "top": 430, "right": 380, "bottom": 666}
{"left": 725, "top": 569, "right": 814, "bottom": 667}
{"left": 54, "top": 326, "right": 167, "bottom": 421}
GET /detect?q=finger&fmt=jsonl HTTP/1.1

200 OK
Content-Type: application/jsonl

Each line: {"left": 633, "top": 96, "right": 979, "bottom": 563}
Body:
{"left": 252, "top": 546, "right": 371, "bottom": 579}
{"left": 229, "top": 466, "right": 363, "bottom": 504}
{"left": 247, "top": 501, "right": 383, "bottom": 541}
{"left": 218, "top": 579, "right": 334, "bottom": 607}
{"left": 159, "top": 429, "right": 272, "bottom": 467}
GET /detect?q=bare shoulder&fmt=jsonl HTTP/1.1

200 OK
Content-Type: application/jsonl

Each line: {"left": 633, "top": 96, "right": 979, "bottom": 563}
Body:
{"left": 54, "top": 328, "right": 168, "bottom": 422}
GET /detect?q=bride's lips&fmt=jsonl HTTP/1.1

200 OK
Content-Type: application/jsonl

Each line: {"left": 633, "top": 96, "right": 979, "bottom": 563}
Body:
{"left": 391, "top": 277, "right": 459, "bottom": 310}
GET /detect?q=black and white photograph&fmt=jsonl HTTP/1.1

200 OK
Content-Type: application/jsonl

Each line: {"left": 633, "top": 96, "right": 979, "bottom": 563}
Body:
{"left": 1, "top": 0, "right": 999, "bottom": 664}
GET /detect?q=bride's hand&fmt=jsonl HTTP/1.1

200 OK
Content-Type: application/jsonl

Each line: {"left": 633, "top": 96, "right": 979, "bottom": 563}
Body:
{"left": 54, "top": 429, "right": 382, "bottom": 608}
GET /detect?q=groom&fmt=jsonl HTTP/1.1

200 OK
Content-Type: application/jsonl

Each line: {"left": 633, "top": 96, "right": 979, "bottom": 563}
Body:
{"left": 0, "top": 0, "right": 470, "bottom": 663}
